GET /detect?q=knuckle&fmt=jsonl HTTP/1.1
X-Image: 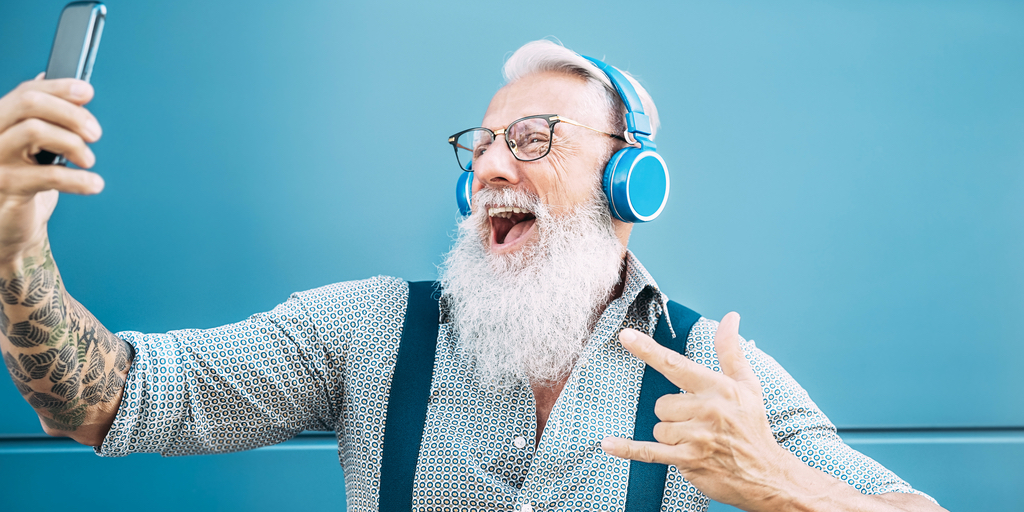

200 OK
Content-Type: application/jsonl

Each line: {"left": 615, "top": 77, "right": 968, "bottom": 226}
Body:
{"left": 638, "top": 444, "right": 655, "bottom": 462}
{"left": 652, "top": 422, "right": 672, "bottom": 443}
{"left": 678, "top": 446, "right": 702, "bottom": 467}
{"left": 19, "top": 90, "right": 43, "bottom": 112}
{"left": 704, "top": 398, "right": 728, "bottom": 419}
{"left": 689, "top": 431, "right": 717, "bottom": 454}
{"left": 663, "top": 350, "right": 686, "bottom": 370}
{"left": 724, "top": 384, "right": 742, "bottom": 402}
{"left": 654, "top": 395, "right": 675, "bottom": 418}
{"left": 21, "top": 118, "right": 46, "bottom": 138}
{"left": 688, "top": 429, "right": 711, "bottom": 445}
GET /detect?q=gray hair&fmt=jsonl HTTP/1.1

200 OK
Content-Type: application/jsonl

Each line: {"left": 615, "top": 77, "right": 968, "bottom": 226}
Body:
{"left": 502, "top": 39, "right": 661, "bottom": 140}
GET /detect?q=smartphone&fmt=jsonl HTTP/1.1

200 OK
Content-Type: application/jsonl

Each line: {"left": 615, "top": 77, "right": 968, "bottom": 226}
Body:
{"left": 35, "top": 1, "right": 106, "bottom": 166}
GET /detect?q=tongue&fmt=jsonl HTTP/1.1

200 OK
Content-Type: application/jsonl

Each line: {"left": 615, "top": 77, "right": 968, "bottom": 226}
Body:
{"left": 501, "top": 218, "right": 536, "bottom": 246}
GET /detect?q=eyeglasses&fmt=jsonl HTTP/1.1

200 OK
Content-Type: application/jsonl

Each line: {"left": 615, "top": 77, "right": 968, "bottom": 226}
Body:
{"left": 447, "top": 114, "right": 626, "bottom": 172}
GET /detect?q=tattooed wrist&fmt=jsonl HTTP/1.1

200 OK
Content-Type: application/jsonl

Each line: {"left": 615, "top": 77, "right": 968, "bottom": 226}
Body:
{"left": 0, "top": 239, "right": 131, "bottom": 432}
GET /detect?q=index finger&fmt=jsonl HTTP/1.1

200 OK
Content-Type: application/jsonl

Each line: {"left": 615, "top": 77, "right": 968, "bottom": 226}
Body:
{"left": 618, "top": 328, "right": 723, "bottom": 393}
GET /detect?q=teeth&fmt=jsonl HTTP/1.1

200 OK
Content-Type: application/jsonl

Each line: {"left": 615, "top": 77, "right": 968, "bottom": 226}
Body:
{"left": 488, "top": 205, "right": 531, "bottom": 218}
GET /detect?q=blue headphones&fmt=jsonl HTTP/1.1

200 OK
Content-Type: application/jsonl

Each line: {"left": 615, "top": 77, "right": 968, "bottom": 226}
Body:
{"left": 456, "top": 55, "right": 669, "bottom": 223}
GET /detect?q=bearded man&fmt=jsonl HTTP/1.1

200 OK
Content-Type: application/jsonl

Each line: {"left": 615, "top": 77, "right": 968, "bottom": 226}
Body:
{"left": 0, "top": 40, "right": 946, "bottom": 512}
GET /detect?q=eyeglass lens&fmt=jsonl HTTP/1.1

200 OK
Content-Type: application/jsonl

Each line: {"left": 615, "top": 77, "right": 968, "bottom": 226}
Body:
{"left": 454, "top": 117, "right": 553, "bottom": 170}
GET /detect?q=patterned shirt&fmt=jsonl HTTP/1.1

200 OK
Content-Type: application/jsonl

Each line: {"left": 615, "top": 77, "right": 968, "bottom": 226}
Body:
{"left": 98, "top": 252, "right": 931, "bottom": 511}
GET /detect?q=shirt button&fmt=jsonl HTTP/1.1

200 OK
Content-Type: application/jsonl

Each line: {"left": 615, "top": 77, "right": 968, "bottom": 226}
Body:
{"left": 520, "top": 504, "right": 533, "bottom": 512}
{"left": 513, "top": 436, "right": 527, "bottom": 449}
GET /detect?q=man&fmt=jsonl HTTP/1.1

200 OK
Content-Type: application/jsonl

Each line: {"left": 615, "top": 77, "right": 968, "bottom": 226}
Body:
{"left": 0, "top": 40, "right": 945, "bottom": 511}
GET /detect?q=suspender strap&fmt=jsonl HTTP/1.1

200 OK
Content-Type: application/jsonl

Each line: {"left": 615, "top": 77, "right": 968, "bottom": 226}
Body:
{"left": 379, "top": 283, "right": 700, "bottom": 512}
{"left": 379, "top": 281, "right": 441, "bottom": 512}
{"left": 624, "top": 300, "right": 702, "bottom": 512}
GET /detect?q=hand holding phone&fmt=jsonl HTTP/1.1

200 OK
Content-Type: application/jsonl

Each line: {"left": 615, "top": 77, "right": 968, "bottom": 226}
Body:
{"left": 0, "top": 2, "right": 107, "bottom": 262}
{"left": 35, "top": 1, "right": 106, "bottom": 166}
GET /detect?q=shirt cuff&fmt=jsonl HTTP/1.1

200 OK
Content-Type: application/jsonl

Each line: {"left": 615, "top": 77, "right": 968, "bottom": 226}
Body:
{"left": 94, "top": 330, "right": 183, "bottom": 457}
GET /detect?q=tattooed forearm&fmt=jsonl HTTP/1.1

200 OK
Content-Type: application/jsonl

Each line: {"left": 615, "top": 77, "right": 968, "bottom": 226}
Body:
{"left": 0, "top": 240, "right": 132, "bottom": 435}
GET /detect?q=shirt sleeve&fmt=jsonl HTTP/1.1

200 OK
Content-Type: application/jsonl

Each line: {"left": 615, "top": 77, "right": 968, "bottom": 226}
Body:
{"left": 685, "top": 317, "right": 937, "bottom": 503}
{"left": 96, "top": 275, "right": 402, "bottom": 458}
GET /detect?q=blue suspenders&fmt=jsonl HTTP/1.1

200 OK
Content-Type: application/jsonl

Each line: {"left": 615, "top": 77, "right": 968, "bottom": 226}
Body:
{"left": 380, "top": 281, "right": 701, "bottom": 512}
{"left": 625, "top": 300, "right": 701, "bottom": 512}
{"left": 379, "top": 281, "right": 442, "bottom": 512}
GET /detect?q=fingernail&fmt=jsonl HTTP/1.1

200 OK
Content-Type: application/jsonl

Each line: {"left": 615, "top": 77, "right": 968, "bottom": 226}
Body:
{"left": 90, "top": 173, "right": 105, "bottom": 192}
{"left": 85, "top": 119, "right": 101, "bottom": 140}
{"left": 619, "top": 329, "right": 637, "bottom": 345}
{"left": 601, "top": 438, "right": 617, "bottom": 451}
{"left": 71, "top": 81, "right": 90, "bottom": 99}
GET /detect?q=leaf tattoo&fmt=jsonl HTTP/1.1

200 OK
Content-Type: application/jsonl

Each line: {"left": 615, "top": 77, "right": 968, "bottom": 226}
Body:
{"left": 1, "top": 240, "right": 133, "bottom": 433}
{"left": 8, "top": 321, "right": 48, "bottom": 348}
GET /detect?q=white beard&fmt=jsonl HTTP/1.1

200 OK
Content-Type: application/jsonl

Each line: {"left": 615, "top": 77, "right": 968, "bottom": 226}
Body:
{"left": 438, "top": 186, "right": 625, "bottom": 388}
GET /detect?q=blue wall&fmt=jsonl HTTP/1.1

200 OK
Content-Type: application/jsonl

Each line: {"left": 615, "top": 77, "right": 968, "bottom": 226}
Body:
{"left": 1, "top": 1, "right": 1021, "bottom": 510}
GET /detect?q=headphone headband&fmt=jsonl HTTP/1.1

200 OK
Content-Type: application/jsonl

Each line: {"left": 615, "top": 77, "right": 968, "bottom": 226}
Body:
{"left": 581, "top": 55, "right": 652, "bottom": 138}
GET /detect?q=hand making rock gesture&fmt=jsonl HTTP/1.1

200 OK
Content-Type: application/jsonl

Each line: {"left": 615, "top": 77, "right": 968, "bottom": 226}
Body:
{"left": 602, "top": 313, "right": 794, "bottom": 510}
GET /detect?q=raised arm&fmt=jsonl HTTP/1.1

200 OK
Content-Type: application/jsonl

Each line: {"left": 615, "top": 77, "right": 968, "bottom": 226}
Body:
{"left": 0, "top": 76, "right": 128, "bottom": 446}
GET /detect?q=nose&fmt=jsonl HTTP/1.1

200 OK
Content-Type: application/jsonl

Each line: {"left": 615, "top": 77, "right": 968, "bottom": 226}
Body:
{"left": 471, "top": 136, "right": 523, "bottom": 193}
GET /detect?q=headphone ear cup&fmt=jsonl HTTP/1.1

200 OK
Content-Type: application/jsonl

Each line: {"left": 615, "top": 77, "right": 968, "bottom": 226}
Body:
{"left": 603, "top": 147, "right": 669, "bottom": 223}
{"left": 456, "top": 171, "right": 474, "bottom": 216}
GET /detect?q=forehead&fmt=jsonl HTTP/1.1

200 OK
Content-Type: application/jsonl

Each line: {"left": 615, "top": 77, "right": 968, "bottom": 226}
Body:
{"left": 482, "top": 71, "right": 597, "bottom": 129}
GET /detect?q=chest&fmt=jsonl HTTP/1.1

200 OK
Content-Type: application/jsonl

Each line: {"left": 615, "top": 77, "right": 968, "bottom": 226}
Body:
{"left": 531, "top": 380, "right": 566, "bottom": 446}
{"left": 408, "top": 324, "right": 645, "bottom": 511}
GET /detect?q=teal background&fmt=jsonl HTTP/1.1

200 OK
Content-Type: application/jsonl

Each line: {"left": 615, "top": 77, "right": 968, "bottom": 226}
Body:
{"left": 1, "top": 0, "right": 1022, "bottom": 510}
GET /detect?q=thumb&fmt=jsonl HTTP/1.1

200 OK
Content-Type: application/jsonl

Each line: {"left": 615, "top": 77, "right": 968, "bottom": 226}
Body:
{"left": 714, "top": 312, "right": 760, "bottom": 394}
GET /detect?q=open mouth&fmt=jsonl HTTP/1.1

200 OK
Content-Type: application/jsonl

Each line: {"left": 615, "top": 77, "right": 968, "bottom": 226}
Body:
{"left": 488, "top": 205, "right": 538, "bottom": 250}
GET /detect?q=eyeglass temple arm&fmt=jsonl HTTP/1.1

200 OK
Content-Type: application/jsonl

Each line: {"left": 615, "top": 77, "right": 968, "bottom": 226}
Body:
{"left": 554, "top": 116, "right": 633, "bottom": 144}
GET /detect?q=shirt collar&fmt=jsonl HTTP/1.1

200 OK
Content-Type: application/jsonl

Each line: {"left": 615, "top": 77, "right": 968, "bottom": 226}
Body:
{"left": 619, "top": 250, "right": 675, "bottom": 337}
